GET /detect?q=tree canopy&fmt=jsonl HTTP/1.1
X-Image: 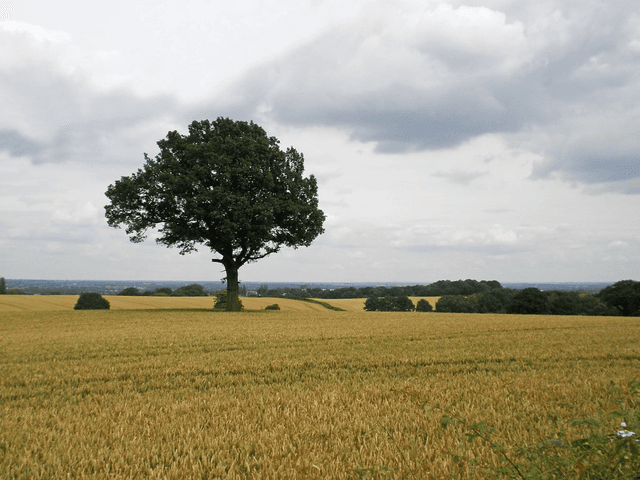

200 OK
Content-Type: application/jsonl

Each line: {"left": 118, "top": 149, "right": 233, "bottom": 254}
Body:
{"left": 597, "top": 280, "right": 640, "bottom": 316}
{"left": 105, "top": 118, "right": 325, "bottom": 310}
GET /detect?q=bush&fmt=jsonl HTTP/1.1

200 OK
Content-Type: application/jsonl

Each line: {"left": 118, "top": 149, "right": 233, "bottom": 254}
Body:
{"left": 74, "top": 293, "right": 110, "bottom": 310}
{"left": 415, "top": 299, "right": 433, "bottom": 312}
{"left": 364, "top": 296, "right": 415, "bottom": 312}
{"left": 214, "top": 290, "right": 244, "bottom": 311}
{"left": 265, "top": 304, "right": 280, "bottom": 310}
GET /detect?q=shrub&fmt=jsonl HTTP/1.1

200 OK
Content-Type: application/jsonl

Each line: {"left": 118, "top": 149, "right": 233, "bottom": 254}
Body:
{"left": 265, "top": 304, "right": 280, "bottom": 310}
{"left": 214, "top": 290, "right": 244, "bottom": 311}
{"left": 415, "top": 299, "right": 433, "bottom": 312}
{"left": 74, "top": 293, "right": 110, "bottom": 310}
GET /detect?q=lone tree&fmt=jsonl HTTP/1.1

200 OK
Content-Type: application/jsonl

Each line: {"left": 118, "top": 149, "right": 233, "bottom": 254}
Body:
{"left": 104, "top": 118, "right": 325, "bottom": 311}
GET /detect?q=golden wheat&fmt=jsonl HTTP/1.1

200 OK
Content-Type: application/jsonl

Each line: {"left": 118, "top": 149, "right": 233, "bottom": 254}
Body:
{"left": 1, "top": 300, "right": 638, "bottom": 479}
{"left": 0, "top": 295, "right": 336, "bottom": 312}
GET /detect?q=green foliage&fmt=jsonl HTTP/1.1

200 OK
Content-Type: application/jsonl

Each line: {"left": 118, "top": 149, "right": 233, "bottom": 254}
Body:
{"left": 74, "top": 293, "right": 110, "bottom": 310}
{"left": 214, "top": 290, "right": 243, "bottom": 311}
{"left": 173, "top": 284, "right": 207, "bottom": 297}
{"left": 105, "top": 117, "right": 325, "bottom": 311}
{"left": 415, "top": 299, "right": 433, "bottom": 312}
{"left": 435, "top": 295, "right": 478, "bottom": 313}
{"left": 598, "top": 280, "right": 640, "bottom": 316}
{"left": 118, "top": 287, "right": 141, "bottom": 296}
{"left": 548, "top": 291, "right": 615, "bottom": 316}
{"left": 507, "top": 288, "right": 551, "bottom": 315}
{"left": 476, "top": 288, "right": 515, "bottom": 313}
{"left": 437, "top": 288, "right": 618, "bottom": 316}
{"left": 364, "top": 296, "right": 415, "bottom": 312}
{"left": 0, "top": 277, "right": 6, "bottom": 294}
{"left": 154, "top": 287, "right": 173, "bottom": 296}
{"left": 264, "top": 304, "right": 280, "bottom": 310}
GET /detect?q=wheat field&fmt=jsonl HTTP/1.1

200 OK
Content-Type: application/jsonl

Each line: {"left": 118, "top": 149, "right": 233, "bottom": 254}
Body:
{"left": 0, "top": 295, "right": 350, "bottom": 312}
{"left": 1, "top": 296, "right": 638, "bottom": 478}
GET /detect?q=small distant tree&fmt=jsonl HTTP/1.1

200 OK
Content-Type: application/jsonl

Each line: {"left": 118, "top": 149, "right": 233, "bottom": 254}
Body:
{"left": 265, "top": 303, "right": 280, "bottom": 310}
{"left": 416, "top": 299, "right": 433, "bottom": 312}
{"left": 154, "top": 287, "right": 173, "bottom": 296}
{"left": 118, "top": 287, "right": 140, "bottom": 296}
{"left": 174, "top": 284, "right": 207, "bottom": 297}
{"left": 0, "top": 277, "right": 6, "bottom": 294}
{"left": 74, "top": 293, "right": 110, "bottom": 310}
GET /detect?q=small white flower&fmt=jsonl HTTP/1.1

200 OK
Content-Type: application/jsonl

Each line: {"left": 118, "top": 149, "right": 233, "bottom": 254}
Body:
{"left": 621, "top": 422, "right": 627, "bottom": 428}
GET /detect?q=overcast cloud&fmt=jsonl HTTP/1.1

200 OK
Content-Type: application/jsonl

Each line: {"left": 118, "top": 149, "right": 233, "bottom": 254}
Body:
{"left": 1, "top": 0, "right": 639, "bottom": 283}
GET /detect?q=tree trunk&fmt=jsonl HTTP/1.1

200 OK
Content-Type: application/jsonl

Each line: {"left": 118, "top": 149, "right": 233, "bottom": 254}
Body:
{"left": 223, "top": 260, "right": 242, "bottom": 311}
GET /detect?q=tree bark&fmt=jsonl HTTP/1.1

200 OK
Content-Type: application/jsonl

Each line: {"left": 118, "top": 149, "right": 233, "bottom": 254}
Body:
{"left": 223, "top": 259, "right": 242, "bottom": 311}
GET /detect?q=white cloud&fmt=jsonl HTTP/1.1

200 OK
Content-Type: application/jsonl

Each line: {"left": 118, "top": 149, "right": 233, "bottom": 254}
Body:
{"left": 214, "top": 0, "right": 640, "bottom": 190}
{"left": 432, "top": 169, "right": 489, "bottom": 185}
{"left": 608, "top": 241, "right": 629, "bottom": 248}
{"left": 0, "top": 21, "right": 184, "bottom": 166}
{"left": 52, "top": 202, "right": 100, "bottom": 225}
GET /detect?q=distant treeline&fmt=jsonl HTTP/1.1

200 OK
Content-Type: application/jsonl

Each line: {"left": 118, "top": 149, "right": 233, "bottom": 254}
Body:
{"left": 434, "top": 288, "right": 616, "bottom": 316}
{"left": 363, "top": 280, "right": 639, "bottom": 317}
{"left": 256, "top": 279, "right": 502, "bottom": 299}
{"left": 117, "top": 284, "right": 212, "bottom": 297}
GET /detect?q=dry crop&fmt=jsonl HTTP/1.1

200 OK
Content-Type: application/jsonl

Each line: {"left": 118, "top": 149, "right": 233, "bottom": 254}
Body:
{"left": 1, "top": 297, "right": 638, "bottom": 479}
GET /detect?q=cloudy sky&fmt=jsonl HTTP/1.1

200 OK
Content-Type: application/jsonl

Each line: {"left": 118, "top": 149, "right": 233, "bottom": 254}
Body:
{"left": 1, "top": 0, "right": 639, "bottom": 283}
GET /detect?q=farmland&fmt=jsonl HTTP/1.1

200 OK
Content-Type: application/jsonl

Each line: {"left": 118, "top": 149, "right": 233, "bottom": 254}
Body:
{"left": 1, "top": 296, "right": 639, "bottom": 478}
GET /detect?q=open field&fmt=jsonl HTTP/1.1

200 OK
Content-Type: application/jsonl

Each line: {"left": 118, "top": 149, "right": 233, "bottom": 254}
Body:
{"left": 0, "top": 295, "right": 440, "bottom": 313}
{"left": 1, "top": 297, "right": 639, "bottom": 478}
{"left": 0, "top": 295, "right": 351, "bottom": 312}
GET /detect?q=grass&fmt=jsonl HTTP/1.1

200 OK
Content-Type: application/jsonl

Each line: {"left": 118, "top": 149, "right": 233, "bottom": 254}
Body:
{"left": 0, "top": 297, "right": 638, "bottom": 478}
